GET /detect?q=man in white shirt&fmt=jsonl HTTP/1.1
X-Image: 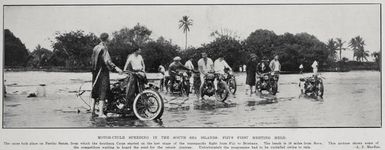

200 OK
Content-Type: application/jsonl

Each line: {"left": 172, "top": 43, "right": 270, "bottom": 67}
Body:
{"left": 312, "top": 60, "right": 318, "bottom": 75}
{"left": 269, "top": 55, "right": 281, "bottom": 72}
{"left": 269, "top": 55, "right": 281, "bottom": 80}
{"left": 184, "top": 58, "right": 195, "bottom": 92}
{"left": 269, "top": 55, "right": 281, "bottom": 92}
{"left": 124, "top": 48, "right": 145, "bottom": 72}
{"left": 198, "top": 52, "right": 214, "bottom": 100}
{"left": 158, "top": 65, "right": 166, "bottom": 91}
{"left": 214, "top": 56, "right": 231, "bottom": 75}
{"left": 214, "top": 55, "right": 232, "bottom": 96}
{"left": 123, "top": 48, "right": 146, "bottom": 109}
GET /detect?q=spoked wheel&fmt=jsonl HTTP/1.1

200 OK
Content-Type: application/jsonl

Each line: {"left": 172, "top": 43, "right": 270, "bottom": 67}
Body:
{"left": 133, "top": 90, "right": 164, "bottom": 120}
{"left": 215, "top": 90, "right": 229, "bottom": 102}
{"left": 215, "top": 82, "right": 229, "bottom": 102}
{"left": 228, "top": 77, "right": 237, "bottom": 95}
{"left": 316, "top": 82, "right": 324, "bottom": 98}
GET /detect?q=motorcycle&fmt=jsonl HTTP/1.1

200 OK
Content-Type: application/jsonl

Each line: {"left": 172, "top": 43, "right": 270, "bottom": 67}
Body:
{"left": 107, "top": 71, "right": 164, "bottom": 120}
{"left": 299, "top": 75, "right": 324, "bottom": 98}
{"left": 167, "top": 71, "right": 190, "bottom": 96}
{"left": 255, "top": 72, "right": 278, "bottom": 95}
{"left": 201, "top": 72, "right": 229, "bottom": 102}
{"left": 224, "top": 68, "right": 237, "bottom": 95}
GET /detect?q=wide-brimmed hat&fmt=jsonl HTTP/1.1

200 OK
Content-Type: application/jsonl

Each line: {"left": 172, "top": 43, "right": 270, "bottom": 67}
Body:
{"left": 173, "top": 56, "right": 182, "bottom": 61}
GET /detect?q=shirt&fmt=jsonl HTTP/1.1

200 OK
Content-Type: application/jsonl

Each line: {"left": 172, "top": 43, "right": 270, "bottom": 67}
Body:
{"left": 198, "top": 58, "right": 214, "bottom": 74}
{"left": 159, "top": 65, "right": 165, "bottom": 73}
{"left": 124, "top": 54, "right": 145, "bottom": 71}
{"left": 269, "top": 60, "right": 281, "bottom": 72}
{"left": 299, "top": 64, "right": 304, "bottom": 69}
{"left": 312, "top": 61, "right": 318, "bottom": 69}
{"left": 184, "top": 60, "right": 195, "bottom": 70}
{"left": 214, "top": 59, "right": 231, "bottom": 74}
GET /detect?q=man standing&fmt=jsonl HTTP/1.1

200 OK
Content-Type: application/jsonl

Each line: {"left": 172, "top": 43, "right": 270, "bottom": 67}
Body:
{"left": 312, "top": 60, "right": 319, "bottom": 75}
{"left": 158, "top": 65, "right": 166, "bottom": 91}
{"left": 269, "top": 55, "right": 281, "bottom": 80}
{"left": 184, "top": 57, "right": 195, "bottom": 92}
{"left": 124, "top": 48, "right": 146, "bottom": 109}
{"left": 91, "top": 33, "right": 123, "bottom": 118}
{"left": 246, "top": 54, "right": 258, "bottom": 95}
{"left": 198, "top": 52, "right": 214, "bottom": 100}
{"left": 299, "top": 63, "right": 304, "bottom": 74}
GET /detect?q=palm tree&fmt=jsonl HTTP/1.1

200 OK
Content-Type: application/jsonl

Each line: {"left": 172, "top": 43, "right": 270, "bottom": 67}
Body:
{"left": 326, "top": 38, "right": 337, "bottom": 61}
{"left": 349, "top": 36, "right": 366, "bottom": 61}
{"left": 335, "top": 38, "right": 346, "bottom": 61}
{"left": 372, "top": 51, "right": 381, "bottom": 70}
{"left": 178, "top": 16, "right": 193, "bottom": 50}
{"left": 355, "top": 49, "right": 369, "bottom": 62}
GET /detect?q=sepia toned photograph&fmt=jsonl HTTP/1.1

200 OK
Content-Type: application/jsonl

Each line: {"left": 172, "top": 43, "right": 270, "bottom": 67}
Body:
{"left": 2, "top": 4, "right": 381, "bottom": 128}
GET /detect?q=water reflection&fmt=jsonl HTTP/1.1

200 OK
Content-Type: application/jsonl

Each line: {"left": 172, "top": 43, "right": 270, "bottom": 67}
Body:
{"left": 3, "top": 71, "right": 381, "bottom": 127}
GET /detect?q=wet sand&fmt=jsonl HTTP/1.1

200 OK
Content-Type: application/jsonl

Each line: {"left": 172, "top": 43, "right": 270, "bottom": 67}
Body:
{"left": 3, "top": 71, "right": 381, "bottom": 128}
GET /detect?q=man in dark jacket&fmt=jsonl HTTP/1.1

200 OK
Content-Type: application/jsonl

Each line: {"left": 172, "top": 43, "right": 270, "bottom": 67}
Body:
{"left": 91, "top": 33, "right": 123, "bottom": 118}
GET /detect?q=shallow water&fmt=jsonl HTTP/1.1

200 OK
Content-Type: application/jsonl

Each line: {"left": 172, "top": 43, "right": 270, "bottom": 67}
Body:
{"left": 3, "top": 71, "right": 381, "bottom": 128}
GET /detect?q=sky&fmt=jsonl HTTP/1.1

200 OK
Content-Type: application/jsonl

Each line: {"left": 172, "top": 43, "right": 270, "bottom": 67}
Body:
{"left": 4, "top": 4, "right": 381, "bottom": 61}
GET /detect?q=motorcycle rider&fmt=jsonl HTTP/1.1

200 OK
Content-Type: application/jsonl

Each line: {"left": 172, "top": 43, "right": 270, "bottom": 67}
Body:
{"left": 198, "top": 52, "right": 214, "bottom": 100}
{"left": 168, "top": 56, "right": 190, "bottom": 93}
{"left": 255, "top": 57, "right": 271, "bottom": 93}
{"left": 214, "top": 55, "right": 232, "bottom": 97}
{"left": 257, "top": 57, "right": 271, "bottom": 75}
{"left": 123, "top": 47, "right": 146, "bottom": 110}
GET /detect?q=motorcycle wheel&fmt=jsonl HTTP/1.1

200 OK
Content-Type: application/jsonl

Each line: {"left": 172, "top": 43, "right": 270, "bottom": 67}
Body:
{"left": 215, "top": 85, "right": 229, "bottom": 102}
{"left": 228, "top": 77, "right": 237, "bottom": 94}
{"left": 133, "top": 89, "right": 164, "bottom": 120}
{"left": 271, "top": 81, "right": 278, "bottom": 95}
{"left": 317, "top": 82, "right": 324, "bottom": 98}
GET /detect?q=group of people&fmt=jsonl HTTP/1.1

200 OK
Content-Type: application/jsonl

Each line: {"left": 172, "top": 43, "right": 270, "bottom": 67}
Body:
{"left": 245, "top": 54, "right": 282, "bottom": 95}
{"left": 158, "top": 52, "right": 232, "bottom": 101}
{"left": 90, "top": 33, "right": 320, "bottom": 118}
{"left": 91, "top": 33, "right": 146, "bottom": 118}
{"left": 245, "top": 54, "right": 320, "bottom": 95}
{"left": 90, "top": 33, "right": 234, "bottom": 117}
{"left": 299, "top": 60, "right": 319, "bottom": 75}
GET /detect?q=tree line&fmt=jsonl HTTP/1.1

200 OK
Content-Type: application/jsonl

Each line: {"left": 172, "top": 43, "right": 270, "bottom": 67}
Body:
{"left": 4, "top": 20, "right": 379, "bottom": 72}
